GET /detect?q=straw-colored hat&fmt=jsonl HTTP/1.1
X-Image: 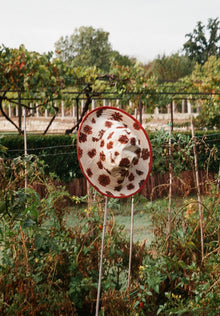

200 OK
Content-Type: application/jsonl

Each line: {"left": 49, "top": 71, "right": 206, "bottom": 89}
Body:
{"left": 77, "top": 106, "right": 152, "bottom": 198}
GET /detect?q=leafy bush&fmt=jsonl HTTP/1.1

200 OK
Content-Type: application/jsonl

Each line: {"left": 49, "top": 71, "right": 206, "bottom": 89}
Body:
{"left": 134, "top": 185, "right": 220, "bottom": 315}
{"left": 0, "top": 154, "right": 145, "bottom": 315}
{"left": 0, "top": 134, "right": 82, "bottom": 181}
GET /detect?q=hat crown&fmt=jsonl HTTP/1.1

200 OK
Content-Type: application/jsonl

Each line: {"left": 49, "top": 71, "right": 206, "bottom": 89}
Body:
{"left": 101, "top": 123, "right": 141, "bottom": 181}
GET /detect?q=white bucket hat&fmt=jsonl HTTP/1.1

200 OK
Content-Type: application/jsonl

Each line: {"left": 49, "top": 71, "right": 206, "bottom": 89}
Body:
{"left": 77, "top": 106, "right": 152, "bottom": 198}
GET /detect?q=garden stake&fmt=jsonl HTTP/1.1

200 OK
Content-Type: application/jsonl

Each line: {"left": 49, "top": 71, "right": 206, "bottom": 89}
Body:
{"left": 168, "top": 119, "right": 172, "bottom": 248}
{"left": 96, "top": 196, "right": 108, "bottom": 316}
{"left": 128, "top": 196, "right": 134, "bottom": 289}
{"left": 190, "top": 115, "right": 204, "bottom": 262}
{"left": 23, "top": 108, "right": 28, "bottom": 189}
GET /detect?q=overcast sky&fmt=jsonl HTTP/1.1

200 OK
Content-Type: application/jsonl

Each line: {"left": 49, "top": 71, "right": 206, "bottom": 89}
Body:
{"left": 1, "top": 0, "right": 219, "bottom": 63}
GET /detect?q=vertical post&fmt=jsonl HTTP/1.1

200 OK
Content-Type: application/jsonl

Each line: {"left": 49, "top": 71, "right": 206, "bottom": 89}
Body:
{"left": 170, "top": 100, "right": 173, "bottom": 131}
{"left": 139, "top": 97, "right": 142, "bottom": 125}
{"left": 8, "top": 103, "right": 11, "bottom": 117}
{"left": 24, "top": 108, "right": 28, "bottom": 189}
{"left": 18, "top": 91, "right": 22, "bottom": 133}
{"left": 61, "top": 101, "right": 64, "bottom": 118}
{"left": 128, "top": 196, "right": 134, "bottom": 289}
{"left": 167, "top": 101, "right": 173, "bottom": 250}
{"left": 168, "top": 120, "right": 172, "bottom": 244}
{"left": 36, "top": 103, "right": 39, "bottom": 117}
{"left": 76, "top": 98, "right": 79, "bottom": 130}
{"left": 96, "top": 196, "right": 108, "bottom": 316}
{"left": 191, "top": 116, "right": 204, "bottom": 262}
{"left": 92, "top": 99, "right": 96, "bottom": 110}
{"left": 81, "top": 99, "right": 84, "bottom": 116}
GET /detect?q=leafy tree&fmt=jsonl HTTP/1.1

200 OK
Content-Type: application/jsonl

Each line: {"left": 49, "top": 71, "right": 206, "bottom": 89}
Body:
{"left": 183, "top": 17, "right": 220, "bottom": 65}
{"left": 55, "top": 26, "right": 113, "bottom": 72}
{"left": 0, "top": 45, "right": 66, "bottom": 134}
{"left": 151, "top": 53, "right": 195, "bottom": 82}
{"left": 191, "top": 56, "right": 220, "bottom": 128}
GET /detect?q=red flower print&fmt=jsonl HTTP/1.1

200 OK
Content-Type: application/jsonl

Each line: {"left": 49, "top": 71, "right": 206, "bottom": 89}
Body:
{"left": 107, "top": 141, "right": 113, "bottom": 149}
{"left": 141, "top": 148, "right": 150, "bottom": 160}
{"left": 127, "top": 183, "right": 135, "bottom": 190}
{"left": 128, "top": 173, "right": 135, "bottom": 181}
{"left": 96, "top": 109, "right": 103, "bottom": 117}
{"left": 100, "top": 151, "right": 106, "bottom": 161}
{"left": 133, "top": 122, "right": 141, "bottom": 130}
{"left": 88, "top": 149, "right": 96, "bottom": 158}
{"left": 119, "top": 158, "right": 130, "bottom": 167}
{"left": 97, "top": 161, "right": 103, "bottom": 169}
{"left": 136, "top": 169, "right": 144, "bottom": 175}
{"left": 107, "top": 131, "right": 114, "bottom": 139}
{"left": 100, "top": 140, "right": 105, "bottom": 147}
{"left": 114, "top": 185, "right": 122, "bottom": 191}
{"left": 105, "top": 121, "right": 113, "bottom": 128}
{"left": 83, "top": 125, "right": 92, "bottom": 134}
{"left": 130, "top": 137, "right": 136, "bottom": 146}
{"left": 98, "top": 174, "right": 110, "bottom": 186}
{"left": 86, "top": 168, "right": 93, "bottom": 177}
{"left": 111, "top": 112, "right": 123, "bottom": 121}
{"left": 118, "top": 135, "right": 129, "bottom": 144}
{"left": 79, "top": 132, "right": 87, "bottom": 143}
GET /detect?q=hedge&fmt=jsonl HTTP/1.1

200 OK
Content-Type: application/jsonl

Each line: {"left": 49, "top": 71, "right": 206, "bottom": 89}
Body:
{"left": 0, "top": 130, "right": 219, "bottom": 182}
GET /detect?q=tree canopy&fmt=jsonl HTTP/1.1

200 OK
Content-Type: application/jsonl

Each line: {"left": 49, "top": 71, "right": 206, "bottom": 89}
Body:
{"left": 183, "top": 17, "right": 220, "bottom": 65}
{"left": 55, "top": 26, "right": 113, "bottom": 72}
{"left": 151, "top": 53, "right": 195, "bottom": 82}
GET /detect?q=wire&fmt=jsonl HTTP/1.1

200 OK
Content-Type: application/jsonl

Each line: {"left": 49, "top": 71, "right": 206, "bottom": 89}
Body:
{"left": 7, "top": 144, "right": 74, "bottom": 152}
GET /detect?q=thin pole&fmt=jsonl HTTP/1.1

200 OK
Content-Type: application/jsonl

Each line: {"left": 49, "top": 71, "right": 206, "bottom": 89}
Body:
{"left": 191, "top": 115, "right": 204, "bottom": 262}
{"left": 167, "top": 121, "right": 172, "bottom": 249}
{"left": 128, "top": 196, "right": 134, "bottom": 289}
{"left": 24, "top": 108, "right": 28, "bottom": 189}
{"left": 168, "top": 102, "right": 173, "bottom": 247}
{"left": 96, "top": 196, "right": 108, "bottom": 316}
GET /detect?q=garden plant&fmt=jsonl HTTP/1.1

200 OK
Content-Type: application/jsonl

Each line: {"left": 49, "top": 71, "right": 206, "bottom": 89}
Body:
{"left": 0, "top": 131, "right": 219, "bottom": 315}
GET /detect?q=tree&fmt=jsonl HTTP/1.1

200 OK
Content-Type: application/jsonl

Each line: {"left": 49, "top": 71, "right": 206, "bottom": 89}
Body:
{"left": 191, "top": 56, "right": 220, "bottom": 128}
{"left": 183, "top": 17, "right": 220, "bottom": 65}
{"left": 151, "top": 53, "right": 194, "bottom": 82}
{"left": 55, "top": 26, "right": 113, "bottom": 72}
{"left": 0, "top": 45, "right": 65, "bottom": 134}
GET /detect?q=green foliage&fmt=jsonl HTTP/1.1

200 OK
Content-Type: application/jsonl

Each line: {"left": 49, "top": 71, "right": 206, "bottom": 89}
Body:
{"left": 135, "top": 187, "right": 220, "bottom": 315}
{"left": 190, "top": 56, "right": 220, "bottom": 128}
{"left": 152, "top": 53, "right": 195, "bottom": 82}
{"left": 0, "top": 44, "right": 64, "bottom": 98}
{"left": 0, "top": 134, "right": 82, "bottom": 181}
{"left": 0, "top": 155, "right": 142, "bottom": 315}
{"left": 183, "top": 17, "right": 220, "bottom": 65}
{"left": 0, "top": 146, "right": 219, "bottom": 315}
{"left": 55, "top": 26, "right": 113, "bottom": 72}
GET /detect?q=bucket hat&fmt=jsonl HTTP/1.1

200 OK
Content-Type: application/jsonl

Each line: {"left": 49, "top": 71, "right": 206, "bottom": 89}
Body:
{"left": 77, "top": 106, "right": 152, "bottom": 198}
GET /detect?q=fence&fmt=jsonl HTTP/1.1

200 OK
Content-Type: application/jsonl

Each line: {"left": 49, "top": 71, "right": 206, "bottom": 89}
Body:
{"left": 0, "top": 99, "right": 199, "bottom": 133}
{"left": 32, "top": 170, "right": 216, "bottom": 200}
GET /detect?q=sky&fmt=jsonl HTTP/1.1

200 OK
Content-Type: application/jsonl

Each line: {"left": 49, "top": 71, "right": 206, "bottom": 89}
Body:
{"left": 1, "top": 0, "right": 219, "bottom": 63}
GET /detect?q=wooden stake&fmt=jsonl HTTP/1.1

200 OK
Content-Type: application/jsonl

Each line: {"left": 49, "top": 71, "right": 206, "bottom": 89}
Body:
{"left": 24, "top": 108, "right": 28, "bottom": 189}
{"left": 191, "top": 115, "right": 204, "bottom": 262}
{"left": 128, "top": 196, "right": 134, "bottom": 289}
{"left": 96, "top": 196, "right": 108, "bottom": 316}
